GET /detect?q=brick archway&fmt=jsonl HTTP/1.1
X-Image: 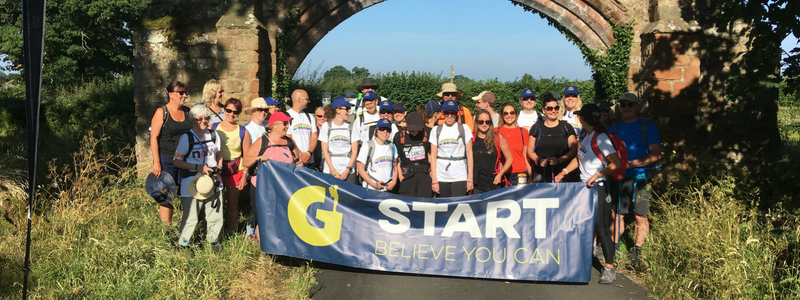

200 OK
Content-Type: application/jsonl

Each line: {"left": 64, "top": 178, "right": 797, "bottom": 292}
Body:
{"left": 288, "top": 0, "right": 630, "bottom": 69}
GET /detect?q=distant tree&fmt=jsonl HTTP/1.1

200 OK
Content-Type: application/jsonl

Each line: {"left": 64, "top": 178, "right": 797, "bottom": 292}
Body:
{"left": 323, "top": 65, "right": 352, "bottom": 81}
{"left": 0, "top": 0, "right": 151, "bottom": 87}
{"left": 351, "top": 66, "right": 370, "bottom": 79}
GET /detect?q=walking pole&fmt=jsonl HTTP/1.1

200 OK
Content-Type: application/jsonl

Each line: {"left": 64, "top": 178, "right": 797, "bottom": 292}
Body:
{"left": 21, "top": 0, "right": 47, "bottom": 298}
{"left": 616, "top": 180, "right": 622, "bottom": 266}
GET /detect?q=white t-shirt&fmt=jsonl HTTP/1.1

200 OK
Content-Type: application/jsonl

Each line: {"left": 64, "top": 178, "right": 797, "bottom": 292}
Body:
{"left": 353, "top": 112, "right": 399, "bottom": 144}
{"left": 517, "top": 111, "right": 541, "bottom": 131}
{"left": 244, "top": 121, "right": 266, "bottom": 146}
{"left": 430, "top": 123, "right": 473, "bottom": 182}
{"left": 357, "top": 139, "right": 398, "bottom": 190}
{"left": 318, "top": 121, "right": 360, "bottom": 174}
{"left": 174, "top": 130, "right": 222, "bottom": 196}
{"left": 562, "top": 110, "right": 582, "bottom": 134}
{"left": 286, "top": 109, "right": 317, "bottom": 153}
{"left": 577, "top": 132, "right": 616, "bottom": 182}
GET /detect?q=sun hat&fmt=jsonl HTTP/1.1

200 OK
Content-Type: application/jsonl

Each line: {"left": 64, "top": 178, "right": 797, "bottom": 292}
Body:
{"left": 245, "top": 98, "right": 268, "bottom": 114}
{"left": 619, "top": 92, "right": 640, "bottom": 103}
{"left": 406, "top": 112, "right": 424, "bottom": 131}
{"left": 362, "top": 91, "right": 378, "bottom": 101}
{"left": 442, "top": 100, "right": 459, "bottom": 112}
{"left": 576, "top": 103, "right": 602, "bottom": 123}
{"left": 146, "top": 172, "right": 178, "bottom": 205}
{"left": 332, "top": 96, "right": 352, "bottom": 109}
{"left": 379, "top": 99, "right": 394, "bottom": 111}
{"left": 357, "top": 78, "right": 379, "bottom": 91}
{"left": 425, "top": 100, "right": 442, "bottom": 114}
{"left": 436, "top": 83, "right": 462, "bottom": 99}
{"left": 472, "top": 91, "right": 496, "bottom": 105}
{"left": 393, "top": 103, "right": 405, "bottom": 112}
{"left": 268, "top": 111, "right": 293, "bottom": 127}
{"left": 187, "top": 173, "right": 216, "bottom": 200}
{"left": 520, "top": 89, "right": 536, "bottom": 98}
{"left": 376, "top": 118, "right": 392, "bottom": 129}
{"left": 563, "top": 85, "right": 580, "bottom": 96}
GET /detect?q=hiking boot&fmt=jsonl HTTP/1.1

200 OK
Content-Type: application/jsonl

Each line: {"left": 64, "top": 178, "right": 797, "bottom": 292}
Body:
{"left": 594, "top": 246, "right": 605, "bottom": 265}
{"left": 599, "top": 267, "right": 616, "bottom": 284}
{"left": 627, "top": 246, "right": 649, "bottom": 272}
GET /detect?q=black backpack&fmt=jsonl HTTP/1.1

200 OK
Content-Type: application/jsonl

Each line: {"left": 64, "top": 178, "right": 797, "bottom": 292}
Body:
{"left": 251, "top": 134, "right": 298, "bottom": 176}
{"left": 177, "top": 130, "right": 218, "bottom": 179}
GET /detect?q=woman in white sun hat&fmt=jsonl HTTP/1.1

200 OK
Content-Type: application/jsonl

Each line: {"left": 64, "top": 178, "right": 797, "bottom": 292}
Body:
{"left": 173, "top": 105, "right": 224, "bottom": 251}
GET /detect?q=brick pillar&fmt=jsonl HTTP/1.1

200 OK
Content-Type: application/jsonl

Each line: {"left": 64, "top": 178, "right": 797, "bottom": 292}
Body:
{"left": 216, "top": 11, "right": 267, "bottom": 115}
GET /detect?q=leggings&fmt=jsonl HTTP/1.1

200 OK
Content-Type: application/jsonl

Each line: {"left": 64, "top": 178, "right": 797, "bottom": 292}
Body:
{"left": 595, "top": 180, "right": 616, "bottom": 264}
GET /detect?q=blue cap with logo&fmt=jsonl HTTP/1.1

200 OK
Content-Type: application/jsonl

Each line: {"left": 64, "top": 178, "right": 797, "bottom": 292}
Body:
{"left": 520, "top": 89, "right": 536, "bottom": 98}
{"left": 379, "top": 99, "right": 393, "bottom": 111}
{"left": 332, "top": 96, "right": 352, "bottom": 109}
{"left": 264, "top": 96, "right": 281, "bottom": 106}
{"left": 442, "top": 100, "right": 459, "bottom": 112}
{"left": 376, "top": 118, "right": 392, "bottom": 129}
{"left": 563, "top": 85, "right": 580, "bottom": 96}
{"left": 362, "top": 91, "right": 378, "bottom": 100}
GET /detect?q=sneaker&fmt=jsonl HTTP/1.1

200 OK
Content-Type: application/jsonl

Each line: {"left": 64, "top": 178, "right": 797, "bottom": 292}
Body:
{"left": 594, "top": 246, "right": 605, "bottom": 265}
{"left": 599, "top": 267, "right": 616, "bottom": 284}
{"left": 627, "top": 246, "right": 649, "bottom": 272}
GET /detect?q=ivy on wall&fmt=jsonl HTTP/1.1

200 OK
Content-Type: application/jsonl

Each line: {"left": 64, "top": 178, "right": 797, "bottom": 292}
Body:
{"left": 509, "top": 1, "right": 634, "bottom": 103}
{"left": 273, "top": 7, "right": 300, "bottom": 102}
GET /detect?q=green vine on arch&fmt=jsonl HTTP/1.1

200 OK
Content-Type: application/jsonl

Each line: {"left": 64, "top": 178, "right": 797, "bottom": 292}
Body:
{"left": 510, "top": 1, "right": 634, "bottom": 103}
{"left": 273, "top": 7, "right": 300, "bottom": 102}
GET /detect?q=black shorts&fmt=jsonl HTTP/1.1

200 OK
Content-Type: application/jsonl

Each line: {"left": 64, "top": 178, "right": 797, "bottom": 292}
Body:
{"left": 611, "top": 177, "right": 651, "bottom": 216}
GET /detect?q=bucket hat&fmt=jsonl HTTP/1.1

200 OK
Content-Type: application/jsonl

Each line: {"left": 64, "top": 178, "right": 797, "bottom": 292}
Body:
{"left": 187, "top": 173, "right": 216, "bottom": 200}
{"left": 436, "top": 83, "right": 462, "bottom": 99}
{"left": 146, "top": 172, "right": 178, "bottom": 205}
{"left": 357, "top": 78, "right": 379, "bottom": 91}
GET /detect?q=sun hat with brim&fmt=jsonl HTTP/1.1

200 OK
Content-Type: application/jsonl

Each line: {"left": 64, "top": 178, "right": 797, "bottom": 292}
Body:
{"left": 406, "top": 112, "right": 424, "bottom": 131}
{"left": 332, "top": 96, "right": 352, "bottom": 109}
{"left": 146, "top": 172, "right": 178, "bottom": 205}
{"left": 425, "top": 100, "right": 442, "bottom": 114}
{"left": 187, "top": 174, "right": 216, "bottom": 200}
{"left": 576, "top": 103, "right": 602, "bottom": 123}
{"left": 619, "top": 92, "right": 640, "bottom": 103}
{"left": 442, "top": 100, "right": 459, "bottom": 112}
{"left": 245, "top": 97, "right": 268, "bottom": 114}
{"left": 268, "top": 111, "right": 293, "bottom": 127}
{"left": 436, "top": 83, "right": 462, "bottom": 99}
{"left": 357, "top": 78, "right": 379, "bottom": 91}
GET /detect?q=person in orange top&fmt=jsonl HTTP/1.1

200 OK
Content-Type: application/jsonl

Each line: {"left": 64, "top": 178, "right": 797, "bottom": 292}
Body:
{"left": 435, "top": 82, "right": 474, "bottom": 131}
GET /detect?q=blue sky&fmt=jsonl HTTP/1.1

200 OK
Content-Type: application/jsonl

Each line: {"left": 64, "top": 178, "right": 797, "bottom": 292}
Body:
{"left": 298, "top": 0, "right": 799, "bottom": 82}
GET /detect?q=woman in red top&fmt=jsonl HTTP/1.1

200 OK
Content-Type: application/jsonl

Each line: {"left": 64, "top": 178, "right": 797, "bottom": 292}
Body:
{"left": 496, "top": 103, "right": 531, "bottom": 186}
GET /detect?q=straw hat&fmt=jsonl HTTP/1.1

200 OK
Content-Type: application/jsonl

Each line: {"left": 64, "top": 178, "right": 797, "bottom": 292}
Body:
{"left": 187, "top": 174, "right": 216, "bottom": 200}
{"left": 436, "top": 83, "right": 462, "bottom": 99}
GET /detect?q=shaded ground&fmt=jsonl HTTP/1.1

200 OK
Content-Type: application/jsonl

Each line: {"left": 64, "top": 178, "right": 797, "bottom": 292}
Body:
{"left": 310, "top": 262, "right": 651, "bottom": 300}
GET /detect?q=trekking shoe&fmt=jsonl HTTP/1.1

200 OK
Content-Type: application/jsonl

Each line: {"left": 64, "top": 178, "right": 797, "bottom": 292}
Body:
{"left": 627, "top": 246, "right": 649, "bottom": 272}
{"left": 594, "top": 246, "right": 605, "bottom": 265}
{"left": 599, "top": 267, "right": 616, "bottom": 284}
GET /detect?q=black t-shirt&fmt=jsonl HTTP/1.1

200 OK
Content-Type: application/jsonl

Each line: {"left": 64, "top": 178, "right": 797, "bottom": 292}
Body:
{"left": 393, "top": 130, "right": 431, "bottom": 171}
{"left": 472, "top": 137, "right": 497, "bottom": 182}
{"left": 529, "top": 120, "right": 574, "bottom": 158}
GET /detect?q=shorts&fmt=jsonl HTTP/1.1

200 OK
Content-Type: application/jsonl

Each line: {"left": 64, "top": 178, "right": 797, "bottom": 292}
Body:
{"left": 611, "top": 177, "right": 651, "bottom": 216}
{"left": 221, "top": 159, "right": 245, "bottom": 188}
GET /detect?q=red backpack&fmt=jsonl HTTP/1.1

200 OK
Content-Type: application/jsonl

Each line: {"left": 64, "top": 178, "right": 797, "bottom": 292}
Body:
{"left": 586, "top": 131, "right": 628, "bottom": 180}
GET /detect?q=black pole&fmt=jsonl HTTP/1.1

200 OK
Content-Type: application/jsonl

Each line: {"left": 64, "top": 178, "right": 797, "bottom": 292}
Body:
{"left": 21, "top": 0, "right": 47, "bottom": 299}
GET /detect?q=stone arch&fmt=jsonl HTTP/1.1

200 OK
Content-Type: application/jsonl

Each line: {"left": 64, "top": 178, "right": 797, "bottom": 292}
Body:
{"left": 288, "top": 0, "right": 631, "bottom": 68}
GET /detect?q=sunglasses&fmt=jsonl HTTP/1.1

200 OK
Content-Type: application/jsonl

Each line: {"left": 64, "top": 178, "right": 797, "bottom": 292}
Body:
{"left": 380, "top": 110, "right": 392, "bottom": 114}
{"left": 521, "top": 97, "right": 536, "bottom": 101}
{"left": 253, "top": 108, "right": 266, "bottom": 113}
{"left": 502, "top": 111, "right": 516, "bottom": 116}
{"left": 315, "top": 114, "right": 325, "bottom": 118}
{"left": 476, "top": 120, "right": 492, "bottom": 125}
{"left": 195, "top": 116, "right": 210, "bottom": 121}
{"left": 217, "top": 90, "right": 225, "bottom": 94}
{"left": 443, "top": 111, "right": 458, "bottom": 116}
{"left": 171, "top": 91, "right": 187, "bottom": 95}
{"left": 619, "top": 102, "right": 636, "bottom": 108}
{"left": 443, "top": 92, "right": 458, "bottom": 97}
{"left": 377, "top": 127, "right": 391, "bottom": 132}
{"left": 544, "top": 106, "right": 560, "bottom": 111}
{"left": 224, "top": 108, "right": 241, "bottom": 115}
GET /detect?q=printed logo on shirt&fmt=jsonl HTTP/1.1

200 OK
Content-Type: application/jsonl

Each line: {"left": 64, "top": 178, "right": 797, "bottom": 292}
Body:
{"left": 293, "top": 123, "right": 312, "bottom": 132}
{"left": 375, "top": 156, "right": 393, "bottom": 165}
{"left": 438, "top": 138, "right": 460, "bottom": 147}
{"left": 405, "top": 145, "right": 426, "bottom": 161}
{"left": 330, "top": 135, "right": 350, "bottom": 143}
{"left": 578, "top": 144, "right": 587, "bottom": 154}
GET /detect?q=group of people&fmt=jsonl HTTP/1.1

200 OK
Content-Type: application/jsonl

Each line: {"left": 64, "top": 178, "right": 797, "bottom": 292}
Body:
{"left": 146, "top": 77, "right": 662, "bottom": 285}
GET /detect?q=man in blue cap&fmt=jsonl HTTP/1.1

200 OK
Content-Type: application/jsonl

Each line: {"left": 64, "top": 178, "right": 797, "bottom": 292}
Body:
{"left": 357, "top": 118, "right": 399, "bottom": 191}
{"left": 517, "top": 89, "right": 544, "bottom": 131}
{"left": 354, "top": 95, "right": 399, "bottom": 144}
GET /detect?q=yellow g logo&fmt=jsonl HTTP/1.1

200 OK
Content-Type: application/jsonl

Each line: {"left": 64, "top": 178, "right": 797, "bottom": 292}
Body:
{"left": 287, "top": 185, "right": 343, "bottom": 246}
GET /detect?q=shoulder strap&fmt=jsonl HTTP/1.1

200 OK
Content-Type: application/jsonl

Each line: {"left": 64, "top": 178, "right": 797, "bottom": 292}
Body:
{"left": 161, "top": 105, "right": 169, "bottom": 126}
{"left": 519, "top": 127, "right": 524, "bottom": 144}
{"left": 457, "top": 123, "right": 466, "bottom": 147}
{"left": 590, "top": 133, "right": 604, "bottom": 163}
{"left": 640, "top": 118, "right": 651, "bottom": 153}
{"left": 458, "top": 105, "right": 466, "bottom": 124}
{"left": 366, "top": 139, "right": 377, "bottom": 170}
{"left": 182, "top": 132, "right": 194, "bottom": 161}
{"left": 399, "top": 129, "right": 406, "bottom": 144}
{"left": 368, "top": 125, "right": 377, "bottom": 141}
{"left": 284, "top": 136, "right": 297, "bottom": 159}
{"left": 259, "top": 133, "right": 268, "bottom": 156}
{"left": 435, "top": 125, "right": 443, "bottom": 144}
{"left": 239, "top": 125, "right": 246, "bottom": 142}
{"left": 612, "top": 122, "right": 622, "bottom": 135}
{"left": 211, "top": 122, "right": 219, "bottom": 131}
{"left": 326, "top": 120, "right": 333, "bottom": 140}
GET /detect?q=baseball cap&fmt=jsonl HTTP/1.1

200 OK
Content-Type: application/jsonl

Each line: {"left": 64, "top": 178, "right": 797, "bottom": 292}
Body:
{"left": 563, "top": 86, "right": 580, "bottom": 96}
{"left": 268, "top": 111, "right": 293, "bottom": 126}
{"left": 406, "top": 112, "right": 424, "bottom": 131}
{"left": 393, "top": 103, "right": 405, "bottom": 112}
{"left": 442, "top": 100, "right": 459, "bottom": 112}
{"left": 472, "top": 91, "right": 497, "bottom": 104}
{"left": 379, "top": 99, "right": 394, "bottom": 111}
{"left": 332, "top": 96, "right": 352, "bottom": 109}
{"left": 619, "top": 92, "right": 640, "bottom": 103}
{"left": 576, "top": 104, "right": 602, "bottom": 123}
{"left": 425, "top": 100, "right": 442, "bottom": 114}
{"left": 343, "top": 91, "right": 357, "bottom": 98}
{"left": 376, "top": 118, "right": 392, "bottom": 129}
{"left": 520, "top": 89, "right": 536, "bottom": 98}
{"left": 362, "top": 91, "right": 378, "bottom": 100}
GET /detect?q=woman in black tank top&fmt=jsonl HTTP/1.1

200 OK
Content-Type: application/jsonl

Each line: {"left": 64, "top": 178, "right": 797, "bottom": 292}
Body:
{"left": 149, "top": 80, "right": 192, "bottom": 226}
{"left": 472, "top": 110, "right": 514, "bottom": 194}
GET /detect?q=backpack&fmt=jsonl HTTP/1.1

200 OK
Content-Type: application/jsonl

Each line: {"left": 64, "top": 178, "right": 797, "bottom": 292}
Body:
{"left": 396, "top": 129, "right": 430, "bottom": 172}
{"left": 530, "top": 121, "right": 572, "bottom": 153}
{"left": 161, "top": 105, "right": 190, "bottom": 142}
{"left": 210, "top": 122, "right": 246, "bottom": 146}
{"left": 251, "top": 134, "right": 297, "bottom": 176}
{"left": 364, "top": 139, "right": 397, "bottom": 184}
{"left": 582, "top": 131, "right": 628, "bottom": 180}
{"left": 325, "top": 120, "right": 355, "bottom": 157}
{"left": 612, "top": 118, "right": 662, "bottom": 177}
{"left": 178, "top": 130, "right": 218, "bottom": 179}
